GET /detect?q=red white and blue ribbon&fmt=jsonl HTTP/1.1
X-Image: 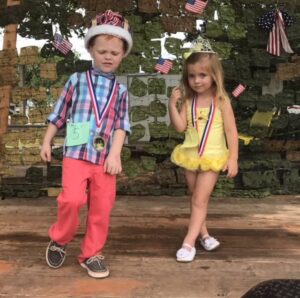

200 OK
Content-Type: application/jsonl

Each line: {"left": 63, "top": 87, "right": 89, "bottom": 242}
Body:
{"left": 86, "top": 69, "right": 117, "bottom": 128}
{"left": 191, "top": 96, "right": 216, "bottom": 157}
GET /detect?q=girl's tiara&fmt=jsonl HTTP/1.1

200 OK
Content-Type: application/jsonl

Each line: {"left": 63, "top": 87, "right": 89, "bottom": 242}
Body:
{"left": 183, "top": 36, "right": 215, "bottom": 60}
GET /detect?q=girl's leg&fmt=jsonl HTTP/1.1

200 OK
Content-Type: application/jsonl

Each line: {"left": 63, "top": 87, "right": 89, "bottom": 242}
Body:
{"left": 182, "top": 170, "right": 219, "bottom": 248}
{"left": 49, "top": 158, "right": 89, "bottom": 245}
{"left": 78, "top": 165, "right": 116, "bottom": 263}
{"left": 185, "top": 170, "right": 209, "bottom": 239}
{"left": 185, "top": 170, "right": 197, "bottom": 194}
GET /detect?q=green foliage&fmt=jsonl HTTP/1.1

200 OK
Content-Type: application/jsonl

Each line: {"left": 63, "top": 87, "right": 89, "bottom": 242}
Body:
{"left": 141, "top": 156, "right": 157, "bottom": 172}
{"left": 24, "top": 64, "right": 41, "bottom": 88}
{"left": 205, "top": 21, "right": 225, "bottom": 39}
{"left": 1, "top": 0, "right": 84, "bottom": 39}
{"left": 143, "top": 19, "right": 164, "bottom": 40}
{"left": 227, "top": 22, "right": 247, "bottom": 40}
{"left": 149, "top": 121, "right": 169, "bottom": 138}
{"left": 121, "top": 146, "right": 131, "bottom": 162}
{"left": 117, "top": 55, "right": 140, "bottom": 74}
{"left": 129, "top": 124, "right": 145, "bottom": 142}
{"left": 123, "top": 159, "right": 143, "bottom": 178}
{"left": 129, "top": 78, "right": 148, "bottom": 97}
{"left": 149, "top": 99, "right": 167, "bottom": 117}
{"left": 164, "top": 37, "right": 183, "bottom": 57}
{"left": 143, "top": 140, "right": 176, "bottom": 155}
{"left": 148, "top": 78, "right": 166, "bottom": 95}
{"left": 131, "top": 106, "right": 149, "bottom": 122}
{"left": 211, "top": 41, "right": 233, "bottom": 59}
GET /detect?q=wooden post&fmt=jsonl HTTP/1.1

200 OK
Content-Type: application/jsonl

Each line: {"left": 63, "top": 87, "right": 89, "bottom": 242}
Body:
{"left": 2, "top": 0, "right": 20, "bottom": 50}
{"left": 0, "top": 0, "right": 20, "bottom": 134}
{"left": 0, "top": 86, "right": 11, "bottom": 134}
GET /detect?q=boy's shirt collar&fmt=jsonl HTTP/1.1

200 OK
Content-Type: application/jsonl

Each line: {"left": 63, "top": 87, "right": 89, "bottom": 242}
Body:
{"left": 91, "top": 67, "right": 115, "bottom": 80}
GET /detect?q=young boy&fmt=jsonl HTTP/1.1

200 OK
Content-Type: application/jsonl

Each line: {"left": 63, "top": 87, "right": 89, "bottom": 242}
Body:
{"left": 40, "top": 10, "right": 132, "bottom": 279}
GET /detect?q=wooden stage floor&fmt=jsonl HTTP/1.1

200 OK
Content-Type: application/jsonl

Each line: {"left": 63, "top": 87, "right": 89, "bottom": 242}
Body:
{"left": 0, "top": 194, "right": 299, "bottom": 297}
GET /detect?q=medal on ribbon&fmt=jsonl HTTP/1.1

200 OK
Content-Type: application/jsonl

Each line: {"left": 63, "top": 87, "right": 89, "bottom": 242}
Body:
{"left": 191, "top": 96, "right": 216, "bottom": 157}
{"left": 86, "top": 69, "right": 117, "bottom": 152}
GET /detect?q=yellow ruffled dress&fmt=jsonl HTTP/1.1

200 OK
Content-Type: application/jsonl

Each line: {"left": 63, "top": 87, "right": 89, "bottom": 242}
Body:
{"left": 171, "top": 101, "right": 229, "bottom": 172}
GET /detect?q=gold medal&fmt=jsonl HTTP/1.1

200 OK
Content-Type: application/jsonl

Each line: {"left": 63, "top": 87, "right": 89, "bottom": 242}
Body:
{"left": 93, "top": 136, "right": 105, "bottom": 152}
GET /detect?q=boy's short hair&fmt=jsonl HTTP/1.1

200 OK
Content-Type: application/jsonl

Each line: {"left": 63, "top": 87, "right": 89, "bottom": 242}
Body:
{"left": 85, "top": 10, "right": 132, "bottom": 57}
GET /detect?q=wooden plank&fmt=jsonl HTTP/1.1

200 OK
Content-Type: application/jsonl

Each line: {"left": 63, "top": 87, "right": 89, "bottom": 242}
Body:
{"left": 0, "top": 195, "right": 299, "bottom": 297}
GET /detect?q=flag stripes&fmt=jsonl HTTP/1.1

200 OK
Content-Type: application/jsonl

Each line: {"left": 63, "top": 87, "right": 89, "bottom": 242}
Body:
{"left": 154, "top": 58, "right": 173, "bottom": 74}
{"left": 185, "top": 0, "right": 207, "bottom": 14}
{"left": 53, "top": 33, "right": 72, "bottom": 55}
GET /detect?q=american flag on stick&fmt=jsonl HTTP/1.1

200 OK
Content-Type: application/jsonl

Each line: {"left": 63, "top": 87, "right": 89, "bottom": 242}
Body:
{"left": 53, "top": 33, "right": 72, "bottom": 55}
{"left": 185, "top": 0, "right": 207, "bottom": 14}
{"left": 232, "top": 84, "right": 246, "bottom": 98}
{"left": 154, "top": 58, "right": 173, "bottom": 74}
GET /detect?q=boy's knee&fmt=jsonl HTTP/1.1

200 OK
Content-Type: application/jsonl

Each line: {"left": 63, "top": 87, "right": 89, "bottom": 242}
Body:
{"left": 58, "top": 193, "right": 86, "bottom": 210}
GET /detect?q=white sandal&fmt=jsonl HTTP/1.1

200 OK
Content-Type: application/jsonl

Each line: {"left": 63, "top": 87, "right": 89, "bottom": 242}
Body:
{"left": 176, "top": 243, "right": 196, "bottom": 262}
{"left": 200, "top": 236, "right": 220, "bottom": 251}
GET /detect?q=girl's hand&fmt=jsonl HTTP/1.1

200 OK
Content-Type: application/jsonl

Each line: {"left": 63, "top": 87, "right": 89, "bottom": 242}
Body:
{"left": 104, "top": 153, "right": 122, "bottom": 175}
{"left": 40, "top": 142, "right": 52, "bottom": 162}
{"left": 169, "top": 86, "right": 183, "bottom": 106}
{"left": 222, "top": 159, "right": 238, "bottom": 178}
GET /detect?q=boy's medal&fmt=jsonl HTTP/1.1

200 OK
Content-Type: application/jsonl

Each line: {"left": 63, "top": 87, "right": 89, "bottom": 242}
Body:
{"left": 86, "top": 69, "right": 117, "bottom": 152}
{"left": 93, "top": 135, "right": 105, "bottom": 152}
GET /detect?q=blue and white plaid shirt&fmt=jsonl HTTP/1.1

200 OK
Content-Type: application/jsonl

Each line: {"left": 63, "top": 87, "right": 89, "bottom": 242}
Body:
{"left": 48, "top": 67, "right": 131, "bottom": 165}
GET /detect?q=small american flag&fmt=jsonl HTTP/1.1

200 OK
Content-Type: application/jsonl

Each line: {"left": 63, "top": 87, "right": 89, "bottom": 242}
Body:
{"left": 154, "top": 58, "right": 173, "bottom": 74}
{"left": 185, "top": 0, "right": 207, "bottom": 14}
{"left": 53, "top": 33, "right": 72, "bottom": 55}
{"left": 232, "top": 84, "right": 246, "bottom": 98}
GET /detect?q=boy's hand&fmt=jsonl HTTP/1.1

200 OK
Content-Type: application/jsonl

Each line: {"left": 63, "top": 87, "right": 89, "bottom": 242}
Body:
{"left": 40, "top": 143, "right": 52, "bottom": 162}
{"left": 104, "top": 153, "right": 122, "bottom": 175}
{"left": 222, "top": 159, "right": 238, "bottom": 178}
{"left": 169, "top": 86, "right": 183, "bottom": 106}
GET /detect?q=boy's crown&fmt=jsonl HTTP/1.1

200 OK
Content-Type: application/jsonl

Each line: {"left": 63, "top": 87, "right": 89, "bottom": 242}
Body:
{"left": 183, "top": 36, "right": 215, "bottom": 60}
{"left": 85, "top": 10, "right": 132, "bottom": 57}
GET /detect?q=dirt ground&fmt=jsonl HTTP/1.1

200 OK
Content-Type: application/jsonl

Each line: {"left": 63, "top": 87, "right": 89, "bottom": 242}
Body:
{"left": 0, "top": 194, "right": 299, "bottom": 298}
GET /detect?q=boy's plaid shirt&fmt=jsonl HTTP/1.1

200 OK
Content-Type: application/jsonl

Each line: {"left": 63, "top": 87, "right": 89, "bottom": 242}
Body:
{"left": 48, "top": 68, "right": 131, "bottom": 165}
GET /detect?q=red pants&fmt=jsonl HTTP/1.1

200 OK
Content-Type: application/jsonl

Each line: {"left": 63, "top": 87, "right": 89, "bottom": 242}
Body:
{"left": 49, "top": 157, "right": 116, "bottom": 263}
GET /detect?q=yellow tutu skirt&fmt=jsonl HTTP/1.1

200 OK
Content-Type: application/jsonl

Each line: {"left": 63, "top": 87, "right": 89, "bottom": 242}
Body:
{"left": 171, "top": 144, "right": 229, "bottom": 172}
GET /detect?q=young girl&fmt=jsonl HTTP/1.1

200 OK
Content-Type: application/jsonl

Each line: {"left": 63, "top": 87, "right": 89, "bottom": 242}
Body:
{"left": 168, "top": 37, "right": 238, "bottom": 262}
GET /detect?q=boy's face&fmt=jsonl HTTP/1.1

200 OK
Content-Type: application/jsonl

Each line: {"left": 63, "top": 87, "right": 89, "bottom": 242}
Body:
{"left": 89, "top": 35, "right": 125, "bottom": 73}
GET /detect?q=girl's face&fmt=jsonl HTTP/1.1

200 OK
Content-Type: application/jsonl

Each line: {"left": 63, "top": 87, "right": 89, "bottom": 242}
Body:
{"left": 89, "top": 35, "right": 125, "bottom": 73}
{"left": 187, "top": 60, "right": 214, "bottom": 95}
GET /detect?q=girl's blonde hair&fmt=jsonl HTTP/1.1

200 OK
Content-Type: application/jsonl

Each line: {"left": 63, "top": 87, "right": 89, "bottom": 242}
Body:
{"left": 181, "top": 52, "right": 229, "bottom": 103}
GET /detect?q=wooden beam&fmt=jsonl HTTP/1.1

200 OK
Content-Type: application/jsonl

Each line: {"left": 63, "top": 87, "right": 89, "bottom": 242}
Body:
{"left": 1, "top": 0, "right": 20, "bottom": 134}
{"left": 2, "top": 24, "right": 17, "bottom": 50}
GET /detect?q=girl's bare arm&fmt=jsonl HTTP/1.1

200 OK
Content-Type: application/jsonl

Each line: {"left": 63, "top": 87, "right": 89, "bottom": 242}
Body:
{"left": 221, "top": 99, "right": 239, "bottom": 177}
{"left": 168, "top": 86, "right": 187, "bottom": 132}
